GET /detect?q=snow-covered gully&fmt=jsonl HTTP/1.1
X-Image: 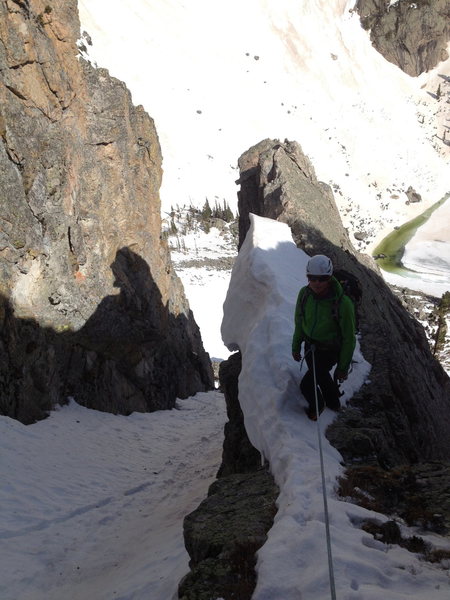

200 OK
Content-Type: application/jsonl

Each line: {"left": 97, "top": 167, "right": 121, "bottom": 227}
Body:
{"left": 0, "top": 393, "right": 226, "bottom": 600}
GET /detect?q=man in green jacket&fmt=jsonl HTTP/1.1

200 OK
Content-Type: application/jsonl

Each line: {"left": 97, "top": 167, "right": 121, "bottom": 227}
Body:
{"left": 292, "top": 255, "right": 356, "bottom": 420}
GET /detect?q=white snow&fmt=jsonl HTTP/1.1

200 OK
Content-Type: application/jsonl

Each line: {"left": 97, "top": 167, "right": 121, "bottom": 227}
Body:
{"left": 166, "top": 216, "right": 237, "bottom": 361}
{"left": 2, "top": 215, "right": 450, "bottom": 600}
{"left": 77, "top": 0, "right": 450, "bottom": 294}
{"left": 222, "top": 214, "right": 450, "bottom": 599}
{"left": 0, "top": 393, "right": 226, "bottom": 600}
{"left": 174, "top": 264, "right": 231, "bottom": 360}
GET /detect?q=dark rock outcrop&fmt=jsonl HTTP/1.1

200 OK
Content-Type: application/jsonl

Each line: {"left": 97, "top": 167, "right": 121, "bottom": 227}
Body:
{"left": 338, "top": 461, "right": 450, "bottom": 533}
{"left": 179, "top": 353, "right": 278, "bottom": 600}
{"left": 355, "top": 0, "right": 450, "bottom": 76}
{"left": 236, "top": 138, "right": 450, "bottom": 468}
{"left": 217, "top": 353, "right": 262, "bottom": 476}
{"left": 179, "top": 469, "right": 278, "bottom": 600}
{"left": 0, "top": 0, "right": 213, "bottom": 423}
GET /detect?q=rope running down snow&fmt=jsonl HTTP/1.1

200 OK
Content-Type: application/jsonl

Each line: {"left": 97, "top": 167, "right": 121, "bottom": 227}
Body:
{"left": 311, "top": 345, "right": 337, "bottom": 600}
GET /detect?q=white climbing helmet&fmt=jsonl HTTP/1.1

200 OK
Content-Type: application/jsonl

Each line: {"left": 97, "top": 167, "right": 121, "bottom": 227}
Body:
{"left": 306, "top": 254, "right": 333, "bottom": 277}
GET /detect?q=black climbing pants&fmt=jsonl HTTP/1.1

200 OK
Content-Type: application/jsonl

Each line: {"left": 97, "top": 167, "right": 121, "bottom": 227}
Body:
{"left": 300, "top": 344, "right": 341, "bottom": 412}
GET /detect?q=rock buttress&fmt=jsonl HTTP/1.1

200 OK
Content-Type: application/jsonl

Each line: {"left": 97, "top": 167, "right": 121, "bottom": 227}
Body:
{"left": 0, "top": 0, "right": 213, "bottom": 423}
{"left": 355, "top": 0, "right": 450, "bottom": 76}
{"left": 179, "top": 353, "right": 279, "bottom": 600}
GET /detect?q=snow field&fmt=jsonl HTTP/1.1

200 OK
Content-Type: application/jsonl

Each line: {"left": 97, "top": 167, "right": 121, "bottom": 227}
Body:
{"left": 0, "top": 394, "right": 226, "bottom": 600}
{"left": 78, "top": 0, "right": 450, "bottom": 254}
{"left": 79, "top": 0, "right": 450, "bottom": 294}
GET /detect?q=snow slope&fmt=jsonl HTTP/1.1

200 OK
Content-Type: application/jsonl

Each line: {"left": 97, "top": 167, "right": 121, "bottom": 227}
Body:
{"left": 78, "top": 0, "right": 450, "bottom": 272}
{"left": 3, "top": 3, "right": 450, "bottom": 598}
{"left": 0, "top": 394, "right": 226, "bottom": 600}
{"left": 222, "top": 214, "right": 450, "bottom": 600}
{"left": 78, "top": 0, "right": 449, "bottom": 295}
{"left": 166, "top": 216, "right": 237, "bottom": 360}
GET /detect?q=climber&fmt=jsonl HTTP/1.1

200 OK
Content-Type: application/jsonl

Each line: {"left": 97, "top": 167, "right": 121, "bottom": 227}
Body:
{"left": 292, "top": 254, "right": 356, "bottom": 421}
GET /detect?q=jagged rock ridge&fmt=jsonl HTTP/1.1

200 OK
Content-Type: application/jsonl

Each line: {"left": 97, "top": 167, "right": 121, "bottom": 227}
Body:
{"left": 237, "top": 138, "right": 450, "bottom": 467}
{"left": 355, "top": 0, "right": 450, "bottom": 76}
{"left": 0, "top": 0, "right": 213, "bottom": 423}
{"left": 180, "top": 137, "right": 450, "bottom": 598}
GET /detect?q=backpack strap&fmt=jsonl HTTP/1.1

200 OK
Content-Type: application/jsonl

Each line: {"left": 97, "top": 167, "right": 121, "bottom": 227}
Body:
{"left": 331, "top": 291, "right": 344, "bottom": 323}
{"left": 298, "top": 286, "right": 311, "bottom": 321}
{"left": 299, "top": 286, "right": 344, "bottom": 323}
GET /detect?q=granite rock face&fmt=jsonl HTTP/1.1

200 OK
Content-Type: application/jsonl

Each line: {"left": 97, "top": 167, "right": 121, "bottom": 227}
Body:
{"left": 0, "top": 0, "right": 213, "bottom": 423}
{"left": 355, "top": 0, "right": 450, "bottom": 76}
{"left": 237, "top": 138, "right": 450, "bottom": 468}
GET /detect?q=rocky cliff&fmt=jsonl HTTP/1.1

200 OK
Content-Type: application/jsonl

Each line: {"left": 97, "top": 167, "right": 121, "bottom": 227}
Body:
{"left": 0, "top": 0, "right": 213, "bottom": 423}
{"left": 180, "top": 138, "right": 450, "bottom": 598}
{"left": 237, "top": 138, "right": 450, "bottom": 467}
{"left": 355, "top": 0, "right": 450, "bottom": 76}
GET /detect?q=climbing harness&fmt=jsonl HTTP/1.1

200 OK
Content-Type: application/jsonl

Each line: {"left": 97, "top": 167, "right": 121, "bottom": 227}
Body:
{"left": 311, "top": 345, "right": 337, "bottom": 600}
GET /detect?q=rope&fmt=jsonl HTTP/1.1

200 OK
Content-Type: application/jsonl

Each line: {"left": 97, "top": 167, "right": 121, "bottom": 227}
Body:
{"left": 299, "top": 344, "right": 313, "bottom": 374}
{"left": 311, "top": 345, "right": 337, "bottom": 600}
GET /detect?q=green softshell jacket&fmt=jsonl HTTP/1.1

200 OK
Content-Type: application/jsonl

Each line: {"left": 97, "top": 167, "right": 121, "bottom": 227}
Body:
{"left": 292, "top": 277, "right": 356, "bottom": 374}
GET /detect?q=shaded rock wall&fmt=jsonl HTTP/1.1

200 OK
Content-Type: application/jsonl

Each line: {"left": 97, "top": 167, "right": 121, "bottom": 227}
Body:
{"left": 237, "top": 138, "right": 450, "bottom": 468}
{"left": 355, "top": 0, "right": 450, "bottom": 76}
{"left": 0, "top": 0, "right": 213, "bottom": 423}
{"left": 217, "top": 352, "right": 262, "bottom": 477}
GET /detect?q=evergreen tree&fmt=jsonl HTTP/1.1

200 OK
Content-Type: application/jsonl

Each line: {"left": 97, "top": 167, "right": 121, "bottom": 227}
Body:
{"left": 202, "top": 198, "right": 212, "bottom": 219}
{"left": 223, "top": 200, "right": 234, "bottom": 222}
{"left": 212, "top": 199, "right": 221, "bottom": 219}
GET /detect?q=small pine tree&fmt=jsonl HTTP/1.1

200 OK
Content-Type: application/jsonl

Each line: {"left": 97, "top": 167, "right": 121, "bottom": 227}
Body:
{"left": 202, "top": 199, "right": 212, "bottom": 219}
{"left": 212, "top": 199, "right": 221, "bottom": 219}
{"left": 223, "top": 200, "right": 234, "bottom": 222}
{"left": 436, "top": 84, "right": 441, "bottom": 100}
{"left": 185, "top": 211, "right": 193, "bottom": 232}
